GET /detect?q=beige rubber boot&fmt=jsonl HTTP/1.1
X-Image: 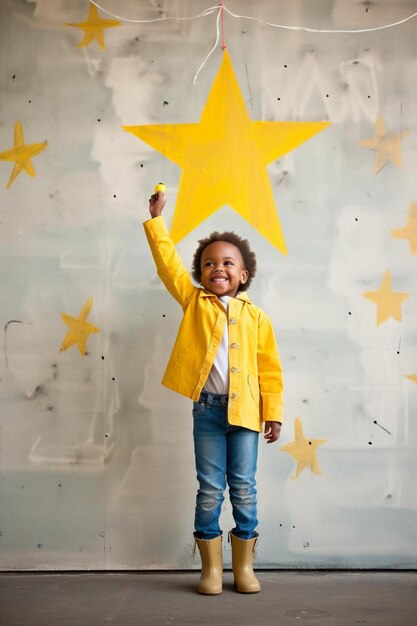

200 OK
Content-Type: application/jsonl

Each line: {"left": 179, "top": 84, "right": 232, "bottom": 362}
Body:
{"left": 230, "top": 532, "right": 261, "bottom": 593}
{"left": 195, "top": 535, "right": 223, "bottom": 595}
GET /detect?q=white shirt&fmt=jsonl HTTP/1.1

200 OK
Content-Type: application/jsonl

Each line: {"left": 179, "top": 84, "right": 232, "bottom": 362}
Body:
{"left": 204, "top": 295, "right": 230, "bottom": 394}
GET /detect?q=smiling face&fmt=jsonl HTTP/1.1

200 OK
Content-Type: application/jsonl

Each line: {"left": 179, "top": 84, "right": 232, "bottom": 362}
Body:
{"left": 200, "top": 240, "right": 249, "bottom": 297}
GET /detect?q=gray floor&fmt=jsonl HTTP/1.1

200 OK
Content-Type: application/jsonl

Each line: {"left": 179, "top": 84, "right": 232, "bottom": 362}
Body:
{"left": 0, "top": 571, "right": 416, "bottom": 626}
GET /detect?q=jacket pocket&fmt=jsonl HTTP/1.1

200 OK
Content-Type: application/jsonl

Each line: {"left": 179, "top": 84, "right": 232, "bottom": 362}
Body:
{"left": 247, "top": 374, "right": 260, "bottom": 408}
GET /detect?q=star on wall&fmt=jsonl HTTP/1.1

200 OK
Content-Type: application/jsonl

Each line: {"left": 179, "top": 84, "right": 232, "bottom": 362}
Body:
{"left": 0, "top": 120, "right": 48, "bottom": 189}
{"left": 391, "top": 200, "right": 417, "bottom": 256}
{"left": 123, "top": 50, "right": 330, "bottom": 253}
{"left": 65, "top": 3, "right": 121, "bottom": 51}
{"left": 60, "top": 297, "right": 100, "bottom": 356}
{"left": 363, "top": 271, "right": 410, "bottom": 326}
{"left": 280, "top": 417, "right": 327, "bottom": 479}
{"left": 405, "top": 374, "right": 417, "bottom": 417}
{"left": 359, "top": 113, "right": 411, "bottom": 174}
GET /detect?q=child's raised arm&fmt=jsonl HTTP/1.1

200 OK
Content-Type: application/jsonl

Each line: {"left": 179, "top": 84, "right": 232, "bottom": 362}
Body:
{"left": 144, "top": 188, "right": 194, "bottom": 307}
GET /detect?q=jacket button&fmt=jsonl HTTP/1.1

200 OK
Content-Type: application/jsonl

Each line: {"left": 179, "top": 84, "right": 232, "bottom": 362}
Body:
{"left": 230, "top": 343, "right": 239, "bottom": 349}
{"left": 229, "top": 318, "right": 237, "bottom": 325}
{"left": 230, "top": 367, "right": 239, "bottom": 373}
{"left": 230, "top": 393, "right": 238, "bottom": 400}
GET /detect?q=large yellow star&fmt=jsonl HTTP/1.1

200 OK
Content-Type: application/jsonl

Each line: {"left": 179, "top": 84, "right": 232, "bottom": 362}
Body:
{"left": 363, "top": 271, "right": 410, "bottom": 326}
{"left": 359, "top": 113, "right": 411, "bottom": 174}
{"left": 123, "top": 50, "right": 330, "bottom": 253}
{"left": 60, "top": 297, "right": 100, "bottom": 356}
{"left": 391, "top": 200, "right": 417, "bottom": 256}
{"left": 0, "top": 120, "right": 48, "bottom": 189}
{"left": 65, "top": 3, "right": 121, "bottom": 51}
{"left": 280, "top": 417, "right": 327, "bottom": 479}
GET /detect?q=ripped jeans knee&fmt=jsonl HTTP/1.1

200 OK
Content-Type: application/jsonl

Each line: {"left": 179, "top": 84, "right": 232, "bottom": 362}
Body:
{"left": 196, "top": 488, "right": 224, "bottom": 512}
{"left": 194, "top": 488, "right": 225, "bottom": 539}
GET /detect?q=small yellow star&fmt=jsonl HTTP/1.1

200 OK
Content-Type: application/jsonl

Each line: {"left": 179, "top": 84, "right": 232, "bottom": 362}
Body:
{"left": 391, "top": 200, "right": 417, "bottom": 256}
{"left": 123, "top": 50, "right": 330, "bottom": 253}
{"left": 405, "top": 374, "right": 417, "bottom": 384}
{"left": 359, "top": 113, "right": 411, "bottom": 174}
{"left": 0, "top": 120, "right": 48, "bottom": 189}
{"left": 65, "top": 3, "right": 121, "bottom": 51}
{"left": 363, "top": 271, "right": 410, "bottom": 326}
{"left": 60, "top": 296, "right": 100, "bottom": 356}
{"left": 280, "top": 417, "right": 327, "bottom": 479}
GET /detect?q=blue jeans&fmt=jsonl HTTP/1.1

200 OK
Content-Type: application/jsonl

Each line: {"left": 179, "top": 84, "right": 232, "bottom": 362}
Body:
{"left": 193, "top": 390, "right": 259, "bottom": 540}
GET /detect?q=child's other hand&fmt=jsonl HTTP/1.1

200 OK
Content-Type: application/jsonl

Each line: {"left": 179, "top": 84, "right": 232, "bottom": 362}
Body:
{"left": 149, "top": 190, "right": 167, "bottom": 218}
{"left": 264, "top": 421, "right": 281, "bottom": 444}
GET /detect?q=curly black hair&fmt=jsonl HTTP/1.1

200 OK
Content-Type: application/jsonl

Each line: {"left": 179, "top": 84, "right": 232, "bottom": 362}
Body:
{"left": 191, "top": 231, "right": 257, "bottom": 291}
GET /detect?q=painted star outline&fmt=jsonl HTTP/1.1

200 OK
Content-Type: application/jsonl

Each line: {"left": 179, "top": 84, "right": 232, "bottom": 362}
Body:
{"left": 280, "top": 417, "right": 327, "bottom": 479}
{"left": 65, "top": 3, "right": 121, "bottom": 51}
{"left": 391, "top": 200, "right": 417, "bottom": 256}
{"left": 60, "top": 296, "right": 101, "bottom": 356}
{"left": 0, "top": 121, "right": 48, "bottom": 189}
{"left": 359, "top": 113, "right": 411, "bottom": 174}
{"left": 363, "top": 271, "right": 410, "bottom": 326}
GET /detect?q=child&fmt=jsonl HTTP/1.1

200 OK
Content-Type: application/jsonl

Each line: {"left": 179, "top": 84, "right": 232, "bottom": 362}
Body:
{"left": 144, "top": 190, "right": 283, "bottom": 595}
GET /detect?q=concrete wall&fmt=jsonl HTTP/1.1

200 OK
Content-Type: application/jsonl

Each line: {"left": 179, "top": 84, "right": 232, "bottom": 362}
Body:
{"left": 0, "top": 0, "right": 416, "bottom": 570}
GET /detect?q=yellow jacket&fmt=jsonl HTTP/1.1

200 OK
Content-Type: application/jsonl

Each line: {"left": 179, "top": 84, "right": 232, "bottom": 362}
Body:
{"left": 143, "top": 216, "right": 284, "bottom": 432}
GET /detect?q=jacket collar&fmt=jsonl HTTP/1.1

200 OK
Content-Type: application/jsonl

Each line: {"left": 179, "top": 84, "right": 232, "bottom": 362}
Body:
{"left": 199, "top": 289, "right": 252, "bottom": 304}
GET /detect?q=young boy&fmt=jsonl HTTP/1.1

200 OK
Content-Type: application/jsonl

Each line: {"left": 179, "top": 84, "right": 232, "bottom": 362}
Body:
{"left": 144, "top": 190, "right": 283, "bottom": 594}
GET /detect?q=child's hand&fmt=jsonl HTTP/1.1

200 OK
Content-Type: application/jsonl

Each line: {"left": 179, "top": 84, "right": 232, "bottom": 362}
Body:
{"left": 148, "top": 190, "right": 167, "bottom": 218}
{"left": 264, "top": 421, "right": 281, "bottom": 444}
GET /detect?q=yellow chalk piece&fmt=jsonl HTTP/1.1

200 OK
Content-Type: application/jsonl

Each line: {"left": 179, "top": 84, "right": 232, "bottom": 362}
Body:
{"left": 363, "top": 271, "right": 410, "bottom": 326}
{"left": 359, "top": 113, "right": 410, "bottom": 174}
{"left": 65, "top": 4, "right": 121, "bottom": 51}
{"left": 280, "top": 417, "right": 327, "bottom": 479}
{"left": 123, "top": 50, "right": 330, "bottom": 253}
{"left": 60, "top": 297, "right": 100, "bottom": 356}
{"left": 405, "top": 374, "right": 417, "bottom": 385}
{"left": 0, "top": 121, "right": 48, "bottom": 189}
{"left": 154, "top": 183, "right": 166, "bottom": 193}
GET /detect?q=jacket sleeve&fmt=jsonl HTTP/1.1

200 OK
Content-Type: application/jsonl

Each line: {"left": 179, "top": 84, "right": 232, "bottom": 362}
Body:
{"left": 143, "top": 216, "right": 195, "bottom": 307}
{"left": 257, "top": 310, "right": 284, "bottom": 423}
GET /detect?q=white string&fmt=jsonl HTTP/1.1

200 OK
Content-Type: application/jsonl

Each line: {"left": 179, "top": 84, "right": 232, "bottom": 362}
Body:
{"left": 88, "top": 0, "right": 219, "bottom": 23}
{"left": 193, "top": 6, "right": 221, "bottom": 85}
{"left": 89, "top": 0, "right": 417, "bottom": 34}
{"left": 224, "top": 6, "right": 417, "bottom": 34}
{"left": 86, "top": 1, "right": 417, "bottom": 83}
